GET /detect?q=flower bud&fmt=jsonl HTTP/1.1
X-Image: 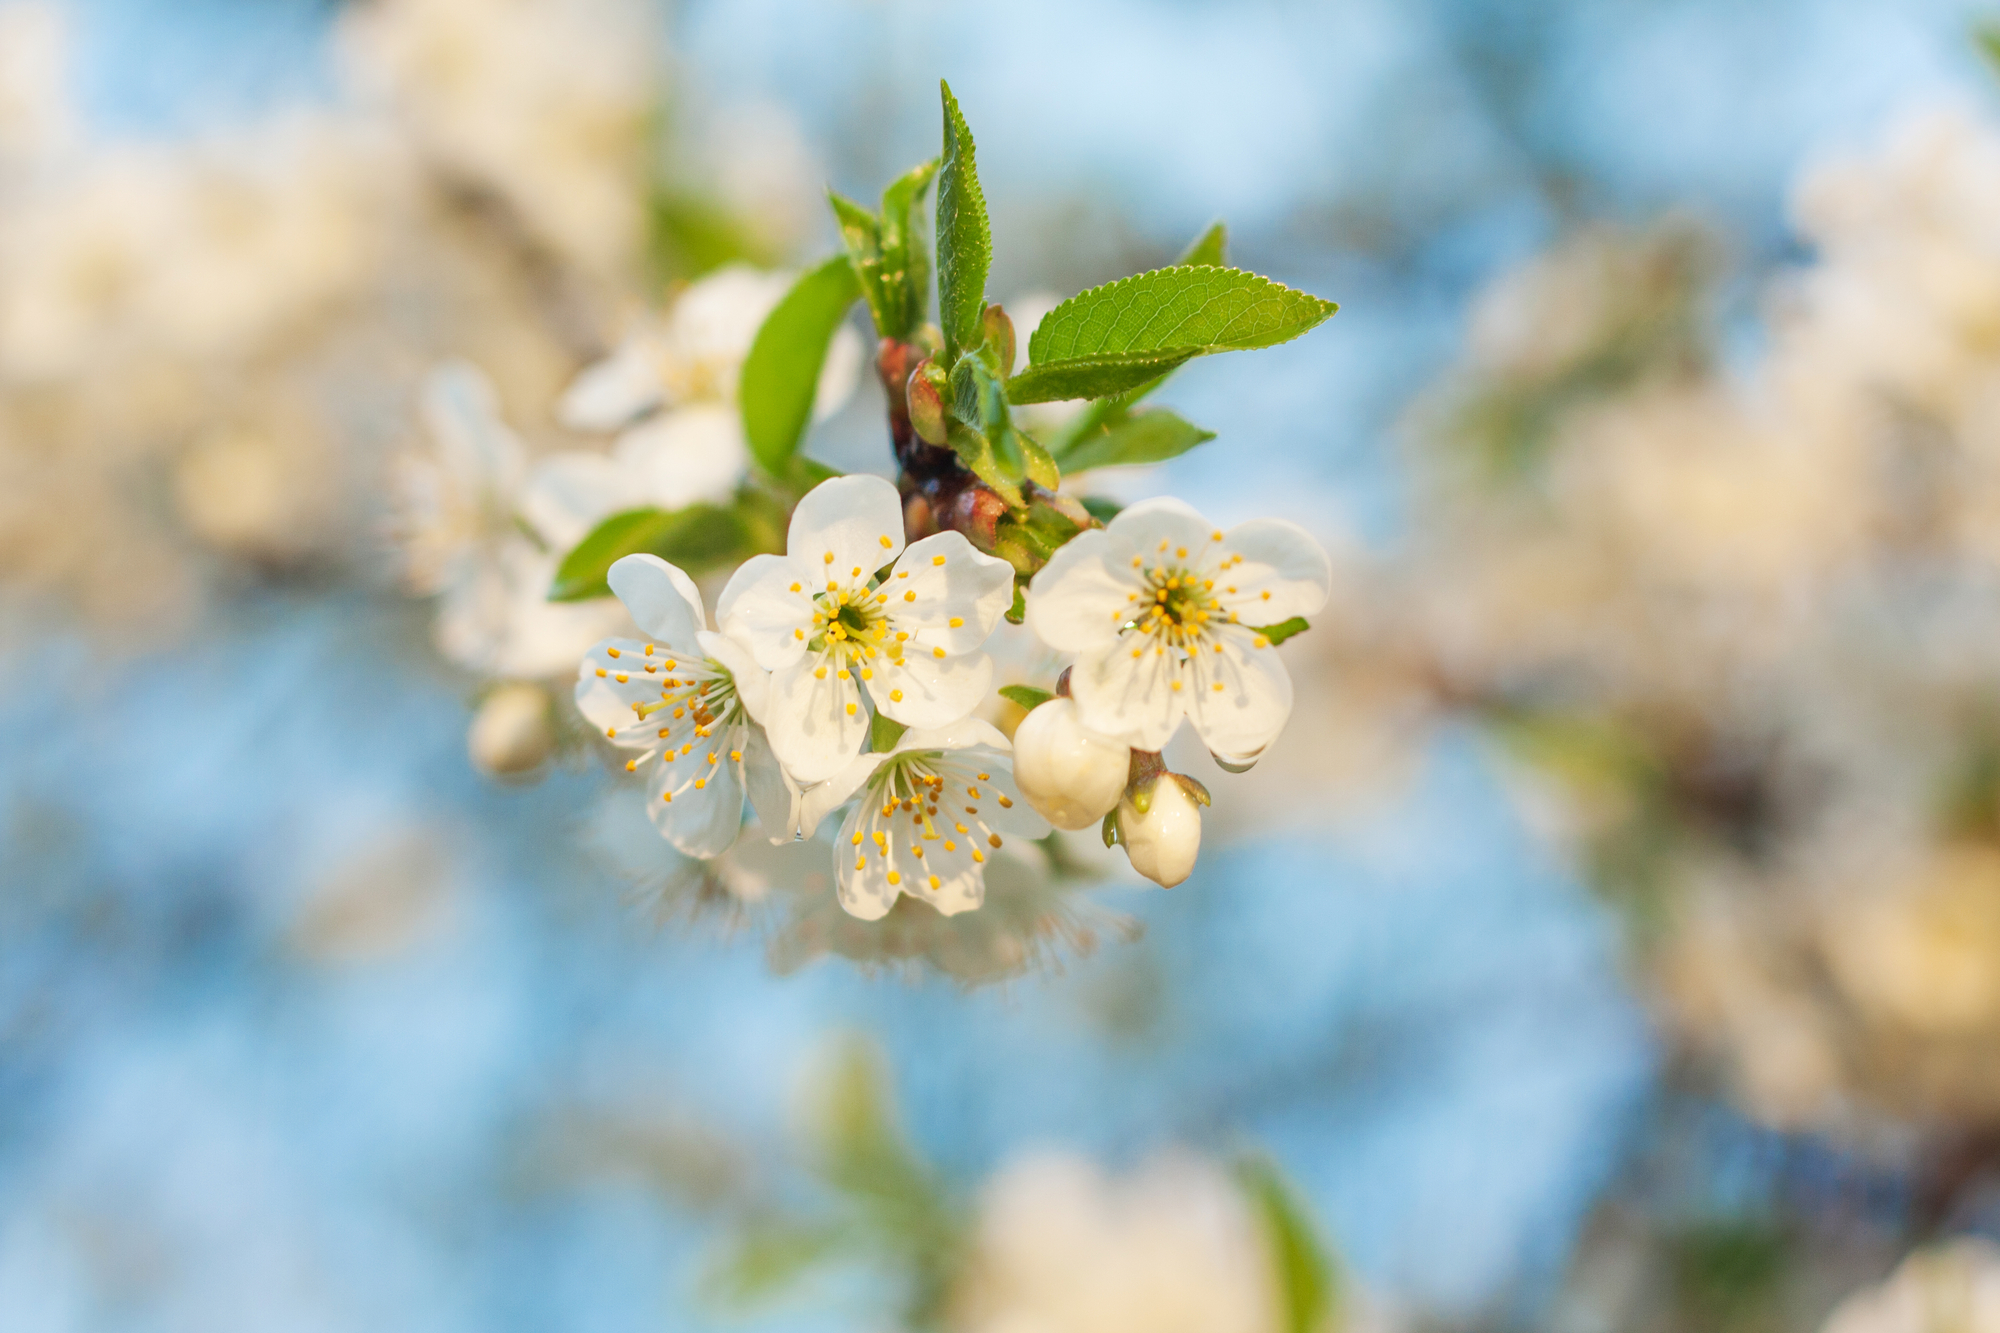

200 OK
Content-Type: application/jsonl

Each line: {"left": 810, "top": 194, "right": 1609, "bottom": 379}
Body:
{"left": 1011, "top": 698, "right": 1128, "bottom": 829}
{"left": 467, "top": 682, "right": 555, "bottom": 776}
{"left": 1116, "top": 773, "right": 1204, "bottom": 888}
{"left": 907, "top": 357, "right": 949, "bottom": 444}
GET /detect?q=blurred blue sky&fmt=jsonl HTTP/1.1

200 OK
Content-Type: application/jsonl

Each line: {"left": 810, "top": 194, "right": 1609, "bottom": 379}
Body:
{"left": 7, "top": 0, "right": 2000, "bottom": 1328}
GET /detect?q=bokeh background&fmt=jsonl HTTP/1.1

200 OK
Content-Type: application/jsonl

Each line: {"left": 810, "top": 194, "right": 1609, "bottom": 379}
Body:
{"left": 9, "top": 0, "right": 2000, "bottom": 1329}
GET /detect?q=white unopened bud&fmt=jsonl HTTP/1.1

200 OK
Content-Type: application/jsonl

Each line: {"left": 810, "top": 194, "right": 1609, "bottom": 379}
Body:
{"left": 468, "top": 683, "right": 556, "bottom": 776}
{"left": 1117, "top": 774, "right": 1203, "bottom": 888}
{"left": 1011, "top": 698, "right": 1128, "bottom": 830}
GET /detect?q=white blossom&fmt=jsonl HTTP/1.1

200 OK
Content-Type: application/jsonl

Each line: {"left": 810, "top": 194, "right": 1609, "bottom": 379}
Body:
{"left": 1011, "top": 697, "right": 1129, "bottom": 830}
{"left": 399, "top": 361, "right": 627, "bottom": 677}
{"left": 576, "top": 554, "right": 794, "bottom": 858}
{"left": 950, "top": 1150, "right": 1281, "bottom": 1333}
{"left": 1821, "top": 1239, "right": 2000, "bottom": 1333}
{"left": 1026, "top": 498, "right": 1331, "bottom": 763}
{"left": 801, "top": 719, "right": 1048, "bottom": 920}
{"left": 718, "top": 474, "right": 1016, "bottom": 784}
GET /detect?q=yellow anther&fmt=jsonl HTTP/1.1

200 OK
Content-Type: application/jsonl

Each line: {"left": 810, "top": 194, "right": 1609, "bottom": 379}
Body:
{"left": 615, "top": 673, "right": 629, "bottom": 683}
{"left": 944, "top": 841, "right": 956, "bottom": 852}
{"left": 862, "top": 669, "right": 873, "bottom": 680}
{"left": 1132, "top": 555, "right": 1143, "bottom": 568}
{"left": 605, "top": 727, "right": 617, "bottom": 738}
{"left": 948, "top": 617, "right": 963, "bottom": 628}
{"left": 851, "top": 566, "right": 862, "bottom": 577}
{"left": 681, "top": 743, "right": 693, "bottom": 755}
{"left": 1212, "top": 530, "right": 1224, "bottom": 541}
{"left": 932, "top": 646, "right": 945, "bottom": 658}
{"left": 955, "top": 822, "right": 969, "bottom": 834}
{"left": 1132, "top": 648, "right": 1142, "bottom": 658}
{"left": 664, "top": 660, "right": 676, "bottom": 670}
{"left": 857, "top": 857, "right": 866, "bottom": 870}
{"left": 1261, "top": 590, "right": 1272, "bottom": 600}
{"left": 967, "top": 786, "right": 980, "bottom": 798}
{"left": 815, "top": 666, "right": 827, "bottom": 679}
{"left": 794, "top": 628, "right": 805, "bottom": 640}
{"left": 845, "top": 702, "right": 858, "bottom": 716}
{"left": 911, "top": 846, "right": 924, "bottom": 859}
{"left": 625, "top": 759, "right": 638, "bottom": 772}
{"left": 658, "top": 728, "right": 670, "bottom": 737}
{"left": 1212, "top": 682, "right": 1225, "bottom": 691}
{"left": 1176, "top": 546, "right": 1187, "bottom": 558}
{"left": 928, "top": 875, "right": 941, "bottom": 889}
{"left": 827, "top": 580, "right": 839, "bottom": 592}
{"left": 890, "top": 689, "right": 904, "bottom": 702}
{"left": 888, "top": 871, "right": 902, "bottom": 886}
{"left": 873, "top": 831, "right": 887, "bottom": 848}
{"left": 879, "top": 534, "right": 893, "bottom": 548}
{"left": 932, "top": 554, "right": 946, "bottom": 566}
{"left": 988, "top": 834, "right": 1003, "bottom": 848}
{"left": 852, "top": 831, "right": 864, "bottom": 845}
{"left": 1172, "top": 680, "right": 1183, "bottom": 692}
{"left": 607, "top": 646, "right": 621, "bottom": 658}
{"left": 662, "top": 792, "right": 672, "bottom": 803}
{"left": 972, "top": 849, "right": 985, "bottom": 863}
{"left": 896, "top": 631, "right": 908, "bottom": 641}
{"left": 904, "top": 590, "right": 916, "bottom": 602}
{"left": 836, "top": 668, "right": 850, "bottom": 680}
{"left": 789, "top": 582, "right": 801, "bottom": 593}
{"left": 595, "top": 667, "right": 607, "bottom": 678}
{"left": 730, "top": 749, "right": 742, "bottom": 761}
{"left": 1253, "top": 636, "right": 1269, "bottom": 648}
{"left": 977, "top": 772, "right": 990, "bottom": 780}
{"left": 694, "top": 778, "right": 705, "bottom": 789}
{"left": 823, "top": 551, "right": 834, "bottom": 564}
{"left": 644, "top": 644, "right": 655, "bottom": 655}
{"left": 997, "top": 794, "right": 1013, "bottom": 808}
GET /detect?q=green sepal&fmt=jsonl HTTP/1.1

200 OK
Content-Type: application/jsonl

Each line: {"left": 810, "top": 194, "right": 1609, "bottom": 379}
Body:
{"left": 1235, "top": 1155, "right": 1338, "bottom": 1333}
{"left": 868, "top": 713, "right": 908, "bottom": 753}
{"left": 997, "top": 685, "right": 1053, "bottom": 711}
{"left": 1051, "top": 406, "right": 1216, "bottom": 474}
{"left": 1005, "top": 582, "right": 1027, "bottom": 624}
{"left": 740, "top": 255, "right": 862, "bottom": 474}
{"left": 935, "top": 82, "right": 991, "bottom": 361}
{"left": 1018, "top": 431, "right": 1061, "bottom": 490}
{"left": 1251, "top": 616, "right": 1311, "bottom": 647}
{"left": 549, "top": 503, "right": 756, "bottom": 602}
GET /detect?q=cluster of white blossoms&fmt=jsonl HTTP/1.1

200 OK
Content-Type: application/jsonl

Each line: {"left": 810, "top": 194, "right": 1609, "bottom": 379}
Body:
{"left": 395, "top": 264, "right": 861, "bottom": 776}
{"left": 578, "top": 474, "right": 1331, "bottom": 917}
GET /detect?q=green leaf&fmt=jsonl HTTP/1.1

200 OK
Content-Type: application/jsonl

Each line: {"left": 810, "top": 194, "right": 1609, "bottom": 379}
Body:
{"left": 997, "top": 685, "right": 1053, "bottom": 711}
{"left": 1009, "top": 265, "right": 1336, "bottom": 404}
{"left": 869, "top": 713, "right": 908, "bottom": 753}
{"left": 1051, "top": 407, "right": 1216, "bottom": 474}
{"left": 1178, "top": 220, "right": 1229, "bottom": 268}
{"left": 878, "top": 157, "right": 939, "bottom": 339}
{"left": 550, "top": 504, "right": 753, "bottom": 601}
{"left": 935, "top": 81, "right": 991, "bottom": 360}
{"left": 1080, "top": 495, "right": 1123, "bottom": 525}
{"left": 740, "top": 255, "right": 862, "bottom": 474}
{"left": 1237, "top": 1157, "right": 1337, "bottom": 1333}
{"left": 1250, "top": 616, "right": 1310, "bottom": 647}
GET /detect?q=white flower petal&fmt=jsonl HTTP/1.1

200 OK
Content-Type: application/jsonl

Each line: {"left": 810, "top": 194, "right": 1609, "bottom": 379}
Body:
{"left": 647, "top": 735, "right": 743, "bottom": 858}
{"left": 574, "top": 640, "right": 663, "bottom": 734}
{"left": 614, "top": 404, "right": 750, "bottom": 509}
{"left": 872, "top": 649, "right": 994, "bottom": 728}
{"left": 717, "top": 554, "right": 814, "bottom": 671}
{"left": 893, "top": 719, "right": 1013, "bottom": 755}
{"left": 1216, "top": 518, "right": 1333, "bottom": 623}
{"left": 420, "top": 360, "right": 524, "bottom": 498}
{"left": 698, "top": 629, "right": 768, "bottom": 722}
{"left": 764, "top": 656, "right": 870, "bottom": 783}
{"left": 835, "top": 801, "right": 901, "bottom": 921}
{"left": 1187, "top": 630, "right": 1294, "bottom": 761}
{"left": 787, "top": 474, "right": 906, "bottom": 582}
{"left": 1025, "top": 529, "right": 1132, "bottom": 653}
{"left": 1069, "top": 638, "right": 1188, "bottom": 752}
{"left": 1101, "top": 496, "right": 1217, "bottom": 568}
{"left": 889, "top": 532, "right": 1015, "bottom": 651}
{"left": 739, "top": 722, "right": 799, "bottom": 844}
{"left": 520, "top": 451, "right": 631, "bottom": 551}
{"left": 607, "top": 554, "right": 706, "bottom": 645}
{"left": 802, "top": 749, "right": 891, "bottom": 834}
{"left": 559, "top": 333, "right": 665, "bottom": 431}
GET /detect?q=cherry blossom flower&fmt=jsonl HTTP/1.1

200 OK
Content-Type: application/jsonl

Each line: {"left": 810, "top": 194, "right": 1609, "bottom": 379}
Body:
{"left": 718, "top": 474, "right": 1015, "bottom": 784}
{"left": 799, "top": 720, "right": 1049, "bottom": 920}
{"left": 575, "top": 554, "right": 793, "bottom": 857}
{"left": 1026, "top": 498, "right": 1332, "bottom": 763}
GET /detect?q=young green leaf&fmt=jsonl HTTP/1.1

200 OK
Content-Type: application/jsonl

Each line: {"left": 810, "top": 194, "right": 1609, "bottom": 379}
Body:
{"left": 878, "top": 157, "right": 939, "bottom": 338}
{"left": 1008, "top": 265, "right": 1337, "bottom": 404}
{"left": 1051, "top": 407, "right": 1216, "bottom": 474}
{"left": 868, "top": 712, "right": 908, "bottom": 753}
{"left": 935, "top": 81, "right": 991, "bottom": 360}
{"left": 1250, "top": 616, "right": 1311, "bottom": 647}
{"left": 1178, "top": 220, "right": 1229, "bottom": 268}
{"left": 549, "top": 504, "right": 754, "bottom": 601}
{"left": 998, "top": 684, "right": 1054, "bottom": 711}
{"left": 1237, "top": 1156, "right": 1338, "bottom": 1333}
{"left": 739, "top": 255, "right": 862, "bottom": 474}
